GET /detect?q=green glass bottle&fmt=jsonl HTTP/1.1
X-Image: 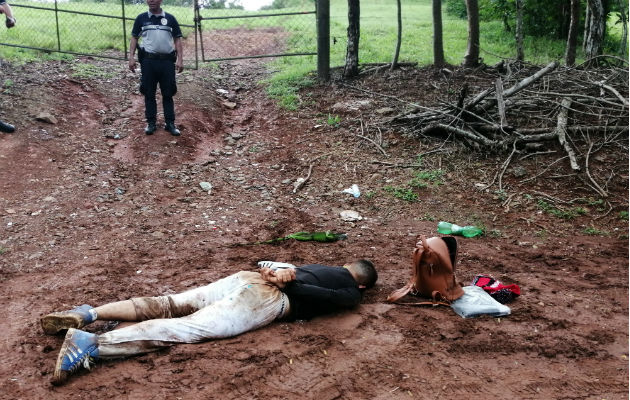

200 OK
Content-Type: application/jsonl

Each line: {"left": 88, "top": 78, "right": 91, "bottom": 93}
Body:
{"left": 288, "top": 231, "right": 347, "bottom": 242}
{"left": 437, "top": 221, "right": 483, "bottom": 238}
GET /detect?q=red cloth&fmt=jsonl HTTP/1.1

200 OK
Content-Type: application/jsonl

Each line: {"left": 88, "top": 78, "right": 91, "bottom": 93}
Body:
{"left": 472, "top": 274, "right": 520, "bottom": 304}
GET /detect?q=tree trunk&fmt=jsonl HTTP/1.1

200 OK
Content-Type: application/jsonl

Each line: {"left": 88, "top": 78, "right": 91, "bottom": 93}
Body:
{"left": 565, "top": 0, "right": 580, "bottom": 66}
{"left": 515, "top": 0, "right": 524, "bottom": 61}
{"left": 617, "top": 0, "right": 628, "bottom": 56}
{"left": 432, "top": 0, "right": 445, "bottom": 67}
{"left": 463, "top": 0, "right": 480, "bottom": 67}
{"left": 584, "top": 0, "right": 605, "bottom": 62}
{"left": 344, "top": 0, "right": 360, "bottom": 78}
{"left": 391, "top": 0, "right": 402, "bottom": 70}
{"left": 583, "top": 2, "right": 591, "bottom": 49}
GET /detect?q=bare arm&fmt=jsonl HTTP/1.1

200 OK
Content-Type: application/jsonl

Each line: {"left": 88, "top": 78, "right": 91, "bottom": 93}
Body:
{"left": 260, "top": 267, "right": 296, "bottom": 289}
{"left": 128, "top": 36, "right": 138, "bottom": 72}
{"left": 1, "top": 3, "right": 16, "bottom": 28}
{"left": 174, "top": 37, "right": 183, "bottom": 73}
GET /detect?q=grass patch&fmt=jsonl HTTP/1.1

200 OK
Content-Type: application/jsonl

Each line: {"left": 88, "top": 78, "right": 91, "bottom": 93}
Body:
{"left": 584, "top": 226, "right": 609, "bottom": 236}
{"left": 326, "top": 114, "right": 341, "bottom": 127}
{"left": 619, "top": 211, "right": 629, "bottom": 221}
{"left": 537, "top": 199, "right": 587, "bottom": 220}
{"left": 71, "top": 62, "right": 115, "bottom": 79}
{"left": 410, "top": 169, "right": 444, "bottom": 187}
{"left": 264, "top": 70, "right": 317, "bottom": 110}
{"left": 383, "top": 168, "right": 446, "bottom": 202}
{"left": 384, "top": 185, "right": 418, "bottom": 202}
{"left": 364, "top": 191, "right": 376, "bottom": 199}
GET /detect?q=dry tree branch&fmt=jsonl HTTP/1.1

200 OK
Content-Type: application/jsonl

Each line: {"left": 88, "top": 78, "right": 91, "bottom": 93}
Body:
{"left": 498, "top": 141, "right": 519, "bottom": 191}
{"left": 596, "top": 80, "right": 629, "bottom": 107}
{"left": 292, "top": 152, "right": 333, "bottom": 193}
{"left": 495, "top": 77, "right": 508, "bottom": 127}
{"left": 584, "top": 141, "right": 608, "bottom": 198}
{"left": 357, "top": 119, "right": 388, "bottom": 157}
{"left": 518, "top": 126, "right": 628, "bottom": 135}
{"left": 475, "top": 61, "right": 558, "bottom": 112}
{"left": 371, "top": 160, "right": 423, "bottom": 169}
{"left": 555, "top": 98, "right": 580, "bottom": 171}
{"left": 357, "top": 134, "right": 388, "bottom": 157}
{"left": 477, "top": 142, "right": 518, "bottom": 191}
{"left": 521, "top": 156, "right": 569, "bottom": 183}
{"left": 421, "top": 123, "right": 496, "bottom": 147}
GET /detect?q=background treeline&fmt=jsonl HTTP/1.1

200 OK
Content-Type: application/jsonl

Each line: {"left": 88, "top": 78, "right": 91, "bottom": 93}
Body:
{"left": 446, "top": 0, "right": 626, "bottom": 46}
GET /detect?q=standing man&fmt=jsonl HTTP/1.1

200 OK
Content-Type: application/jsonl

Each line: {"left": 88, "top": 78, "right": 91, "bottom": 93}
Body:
{"left": 0, "top": 0, "right": 15, "bottom": 134}
{"left": 128, "top": 0, "right": 183, "bottom": 136}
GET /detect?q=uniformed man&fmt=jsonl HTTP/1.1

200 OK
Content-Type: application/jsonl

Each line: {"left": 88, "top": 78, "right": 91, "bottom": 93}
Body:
{"left": 128, "top": 0, "right": 183, "bottom": 136}
{"left": 0, "top": 0, "right": 15, "bottom": 134}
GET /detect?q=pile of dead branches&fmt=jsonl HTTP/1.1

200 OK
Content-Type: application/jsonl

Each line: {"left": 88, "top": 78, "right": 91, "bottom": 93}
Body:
{"left": 391, "top": 59, "right": 628, "bottom": 172}
{"left": 375, "top": 58, "right": 629, "bottom": 199}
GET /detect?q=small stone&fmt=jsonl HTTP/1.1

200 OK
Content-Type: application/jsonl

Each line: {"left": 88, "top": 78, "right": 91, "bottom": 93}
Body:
{"left": 375, "top": 107, "right": 395, "bottom": 115}
{"left": 511, "top": 166, "right": 528, "bottom": 178}
{"left": 340, "top": 210, "right": 362, "bottom": 222}
{"left": 35, "top": 112, "right": 58, "bottom": 124}
{"left": 199, "top": 182, "right": 212, "bottom": 192}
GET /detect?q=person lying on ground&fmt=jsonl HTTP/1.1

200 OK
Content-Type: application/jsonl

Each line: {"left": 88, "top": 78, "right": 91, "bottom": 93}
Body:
{"left": 41, "top": 259, "right": 378, "bottom": 385}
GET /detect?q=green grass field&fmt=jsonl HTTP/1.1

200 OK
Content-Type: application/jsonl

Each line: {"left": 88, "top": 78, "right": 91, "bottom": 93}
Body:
{"left": 0, "top": 0, "right": 625, "bottom": 106}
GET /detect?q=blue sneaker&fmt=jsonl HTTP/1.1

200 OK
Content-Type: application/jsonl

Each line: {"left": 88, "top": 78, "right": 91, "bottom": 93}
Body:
{"left": 52, "top": 328, "right": 99, "bottom": 385}
{"left": 41, "top": 304, "right": 97, "bottom": 335}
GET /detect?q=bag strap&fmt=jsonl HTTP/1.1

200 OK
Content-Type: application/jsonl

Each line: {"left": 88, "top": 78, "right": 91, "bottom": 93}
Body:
{"left": 386, "top": 280, "right": 414, "bottom": 303}
{"left": 391, "top": 299, "right": 451, "bottom": 307}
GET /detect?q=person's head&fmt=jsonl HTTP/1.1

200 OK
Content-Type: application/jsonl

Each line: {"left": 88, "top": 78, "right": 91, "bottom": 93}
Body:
{"left": 345, "top": 259, "right": 378, "bottom": 290}
{"left": 146, "top": 0, "right": 162, "bottom": 13}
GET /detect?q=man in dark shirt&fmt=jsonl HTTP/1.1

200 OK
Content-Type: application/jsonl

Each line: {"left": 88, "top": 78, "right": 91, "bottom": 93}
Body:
{"left": 128, "top": 0, "right": 183, "bottom": 136}
{"left": 41, "top": 259, "right": 377, "bottom": 385}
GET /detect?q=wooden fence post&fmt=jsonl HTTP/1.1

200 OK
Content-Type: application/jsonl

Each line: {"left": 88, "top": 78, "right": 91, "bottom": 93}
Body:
{"left": 317, "top": 0, "right": 330, "bottom": 82}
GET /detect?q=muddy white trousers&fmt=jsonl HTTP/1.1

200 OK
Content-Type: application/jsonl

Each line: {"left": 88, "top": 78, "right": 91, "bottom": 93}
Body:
{"left": 98, "top": 271, "right": 289, "bottom": 358}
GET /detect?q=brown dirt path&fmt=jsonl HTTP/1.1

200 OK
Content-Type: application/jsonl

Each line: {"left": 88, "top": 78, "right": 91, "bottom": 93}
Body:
{"left": 0, "top": 52, "right": 627, "bottom": 399}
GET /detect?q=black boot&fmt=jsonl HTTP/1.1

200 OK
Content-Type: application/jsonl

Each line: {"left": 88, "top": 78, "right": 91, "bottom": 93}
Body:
{"left": 0, "top": 120, "right": 15, "bottom": 133}
{"left": 144, "top": 122, "right": 156, "bottom": 135}
{"left": 165, "top": 122, "right": 180, "bottom": 136}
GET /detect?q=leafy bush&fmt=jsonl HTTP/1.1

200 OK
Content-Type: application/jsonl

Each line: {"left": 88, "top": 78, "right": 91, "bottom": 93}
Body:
{"left": 446, "top": 0, "right": 576, "bottom": 38}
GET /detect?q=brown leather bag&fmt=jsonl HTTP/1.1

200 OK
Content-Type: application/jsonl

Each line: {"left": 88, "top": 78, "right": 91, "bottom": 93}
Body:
{"left": 387, "top": 235, "right": 464, "bottom": 304}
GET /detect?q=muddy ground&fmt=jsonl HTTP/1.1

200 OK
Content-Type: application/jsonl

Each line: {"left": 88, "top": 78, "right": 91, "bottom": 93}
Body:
{"left": 0, "top": 45, "right": 628, "bottom": 399}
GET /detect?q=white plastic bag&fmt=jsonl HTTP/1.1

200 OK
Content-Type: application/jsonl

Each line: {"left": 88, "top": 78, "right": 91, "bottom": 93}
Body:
{"left": 450, "top": 285, "right": 511, "bottom": 318}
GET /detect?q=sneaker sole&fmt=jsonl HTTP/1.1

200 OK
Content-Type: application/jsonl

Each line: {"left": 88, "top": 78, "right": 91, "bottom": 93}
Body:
{"left": 51, "top": 328, "right": 76, "bottom": 385}
{"left": 41, "top": 313, "right": 83, "bottom": 335}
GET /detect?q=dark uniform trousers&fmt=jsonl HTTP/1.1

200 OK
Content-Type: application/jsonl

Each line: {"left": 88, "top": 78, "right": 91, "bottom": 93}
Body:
{"left": 140, "top": 57, "right": 178, "bottom": 125}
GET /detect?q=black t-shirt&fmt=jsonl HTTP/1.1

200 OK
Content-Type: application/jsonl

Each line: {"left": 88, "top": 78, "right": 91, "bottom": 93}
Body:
{"left": 283, "top": 264, "right": 362, "bottom": 321}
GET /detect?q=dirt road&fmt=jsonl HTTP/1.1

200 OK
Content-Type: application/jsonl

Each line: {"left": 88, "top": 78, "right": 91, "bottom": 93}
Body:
{"left": 0, "top": 55, "right": 627, "bottom": 399}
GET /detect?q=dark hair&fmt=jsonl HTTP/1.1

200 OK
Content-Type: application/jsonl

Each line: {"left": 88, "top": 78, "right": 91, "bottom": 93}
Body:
{"left": 352, "top": 259, "right": 378, "bottom": 289}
